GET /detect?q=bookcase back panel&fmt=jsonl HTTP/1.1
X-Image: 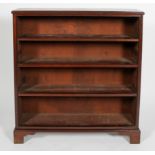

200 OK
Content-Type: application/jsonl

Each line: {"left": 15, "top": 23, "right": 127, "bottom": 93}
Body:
{"left": 20, "top": 68, "right": 136, "bottom": 87}
{"left": 20, "top": 42, "right": 137, "bottom": 63}
{"left": 18, "top": 17, "right": 139, "bottom": 36}
{"left": 19, "top": 97, "right": 135, "bottom": 127}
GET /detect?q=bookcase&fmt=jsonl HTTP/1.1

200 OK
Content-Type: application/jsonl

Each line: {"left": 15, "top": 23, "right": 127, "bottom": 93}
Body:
{"left": 12, "top": 9, "right": 144, "bottom": 144}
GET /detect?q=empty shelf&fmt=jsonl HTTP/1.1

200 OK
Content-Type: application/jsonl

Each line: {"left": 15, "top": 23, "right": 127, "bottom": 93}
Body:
{"left": 19, "top": 84, "right": 136, "bottom": 97}
{"left": 18, "top": 34, "right": 139, "bottom": 42}
{"left": 23, "top": 57, "right": 134, "bottom": 64}
{"left": 21, "top": 113, "right": 133, "bottom": 127}
{"left": 18, "top": 57, "right": 138, "bottom": 68}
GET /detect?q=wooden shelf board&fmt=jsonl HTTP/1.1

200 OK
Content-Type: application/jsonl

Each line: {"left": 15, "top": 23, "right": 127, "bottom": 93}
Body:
{"left": 18, "top": 34, "right": 139, "bottom": 42}
{"left": 18, "top": 57, "right": 138, "bottom": 68}
{"left": 21, "top": 113, "right": 133, "bottom": 127}
{"left": 19, "top": 84, "right": 137, "bottom": 97}
{"left": 18, "top": 64, "right": 138, "bottom": 68}
{"left": 18, "top": 93, "right": 137, "bottom": 97}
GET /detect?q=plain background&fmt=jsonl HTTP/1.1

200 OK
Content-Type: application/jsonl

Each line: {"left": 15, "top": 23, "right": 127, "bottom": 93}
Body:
{"left": 0, "top": 3, "right": 154, "bottom": 151}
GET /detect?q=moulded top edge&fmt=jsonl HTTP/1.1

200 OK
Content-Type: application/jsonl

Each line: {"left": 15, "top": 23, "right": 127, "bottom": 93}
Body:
{"left": 11, "top": 9, "right": 144, "bottom": 16}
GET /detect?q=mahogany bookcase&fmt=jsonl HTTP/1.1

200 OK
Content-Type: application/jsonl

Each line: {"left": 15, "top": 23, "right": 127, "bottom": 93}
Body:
{"left": 12, "top": 9, "right": 144, "bottom": 144}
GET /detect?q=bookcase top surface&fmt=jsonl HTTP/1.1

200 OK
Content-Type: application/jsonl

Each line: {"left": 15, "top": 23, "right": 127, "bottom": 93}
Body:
{"left": 12, "top": 9, "right": 144, "bottom": 16}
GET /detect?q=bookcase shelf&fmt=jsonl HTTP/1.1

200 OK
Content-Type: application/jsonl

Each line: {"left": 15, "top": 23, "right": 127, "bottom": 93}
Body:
{"left": 12, "top": 9, "right": 144, "bottom": 144}
{"left": 18, "top": 34, "right": 139, "bottom": 42}
{"left": 20, "top": 113, "right": 133, "bottom": 127}
{"left": 18, "top": 57, "right": 138, "bottom": 68}
{"left": 19, "top": 84, "right": 136, "bottom": 97}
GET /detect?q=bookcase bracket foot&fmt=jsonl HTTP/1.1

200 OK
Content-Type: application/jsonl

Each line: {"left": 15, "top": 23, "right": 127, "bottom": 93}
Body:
{"left": 120, "top": 129, "right": 140, "bottom": 144}
{"left": 14, "top": 129, "right": 35, "bottom": 144}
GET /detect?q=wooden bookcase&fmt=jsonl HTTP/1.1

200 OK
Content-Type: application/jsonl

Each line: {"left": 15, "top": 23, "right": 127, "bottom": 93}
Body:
{"left": 12, "top": 10, "right": 144, "bottom": 144}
